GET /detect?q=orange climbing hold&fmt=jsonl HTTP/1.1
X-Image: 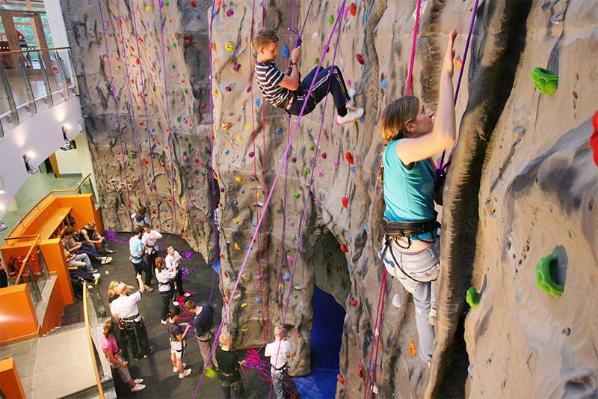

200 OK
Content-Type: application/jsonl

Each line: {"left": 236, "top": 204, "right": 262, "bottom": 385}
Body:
{"left": 408, "top": 339, "right": 417, "bottom": 356}
{"left": 349, "top": 297, "right": 358, "bottom": 307}
{"left": 590, "top": 111, "right": 598, "bottom": 166}
{"left": 345, "top": 151, "right": 354, "bottom": 164}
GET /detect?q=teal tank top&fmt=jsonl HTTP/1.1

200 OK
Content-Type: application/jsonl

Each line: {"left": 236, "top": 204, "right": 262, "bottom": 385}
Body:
{"left": 383, "top": 140, "right": 435, "bottom": 225}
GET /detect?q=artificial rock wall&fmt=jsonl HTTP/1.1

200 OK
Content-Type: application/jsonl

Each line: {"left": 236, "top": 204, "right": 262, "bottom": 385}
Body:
{"left": 61, "top": 0, "right": 598, "bottom": 398}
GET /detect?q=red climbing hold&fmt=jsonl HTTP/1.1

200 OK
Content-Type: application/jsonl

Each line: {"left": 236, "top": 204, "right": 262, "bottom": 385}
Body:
{"left": 356, "top": 53, "right": 365, "bottom": 65}
{"left": 350, "top": 3, "right": 357, "bottom": 16}
{"left": 357, "top": 364, "right": 364, "bottom": 378}
{"left": 226, "top": 9, "right": 234, "bottom": 17}
{"left": 190, "top": 0, "right": 196, "bottom": 5}
{"left": 337, "top": 374, "right": 346, "bottom": 385}
{"left": 590, "top": 111, "right": 598, "bottom": 166}
{"left": 349, "top": 297, "right": 358, "bottom": 307}
{"left": 248, "top": 151, "right": 255, "bottom": 158}
{"left": 321, "top": 152, "right": 327, "bottom": 159}
{"left": 232, "top": 63, "right": 241, "bottom": 72}
{"left": 342, "top": 197, "right": 349, "bottom": 208}
{"left": 340, "top": 244, "right": 349, "bottom": 253}
{"left": 345, "top": 151, "right": 354, "bottom": 165}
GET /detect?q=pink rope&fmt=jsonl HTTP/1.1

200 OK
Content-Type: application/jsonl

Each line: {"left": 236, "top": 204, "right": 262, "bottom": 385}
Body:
{"left": 405, "top": 0, "right": 422, "bottom": 96}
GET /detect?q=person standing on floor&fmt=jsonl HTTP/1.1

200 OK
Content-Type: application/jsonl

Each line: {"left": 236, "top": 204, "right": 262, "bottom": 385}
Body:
{"left": 215, "top": 332, "right": 245, "bottom": 399}
{"left": 165, "top": 245, "right": 188, "bottom": 303}
{"left": 131, "top": 206, "right": 150, "bottom": 229}
{"left": 100, "top": 319, "right": 146, "bottom": 393}
{"left": 265, "top": 326, "right": 295, "bottom": 399}
{"left": 141, "top": 223, "right": 162, "bottom": 276}
{"left": 184, "top": 300, "right": 217, "bottom": 376}
{"left": 166, "top": 308, "right": 192, "bottom": 379}
{"left": 129, "top": 227, "right": 153, "bottom": 291}
{"left": 110, "top": 276, "right": 152, "bottom": 360}
{"left": 155, "top": 256, "right": 174, "bottom": 324}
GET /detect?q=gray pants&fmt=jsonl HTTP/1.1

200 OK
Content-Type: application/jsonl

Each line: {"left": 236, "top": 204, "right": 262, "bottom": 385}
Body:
{"left": 379, "top": 238, "right": 440, "bottom": 361}
{"left": 271, "top": 368, "right": 285, "bottom": 399}
{"left": 68, "top": 253, "right": 94, "bottom": 273}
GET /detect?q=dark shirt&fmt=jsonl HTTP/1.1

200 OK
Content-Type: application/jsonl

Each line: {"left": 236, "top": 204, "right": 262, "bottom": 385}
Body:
{"left": 216, "top": 347, "right": 241, "bottom": 377}
{"left": 192, "top": 304, "right": 214, "bottom": 336}
{"left": 167, "top": 319, "right": 183, "bottom": 341}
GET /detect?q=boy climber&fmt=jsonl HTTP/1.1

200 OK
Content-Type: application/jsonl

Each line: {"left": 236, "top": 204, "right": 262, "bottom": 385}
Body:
{"left": 254, "top": 29, "right": 364, "bottom": 125}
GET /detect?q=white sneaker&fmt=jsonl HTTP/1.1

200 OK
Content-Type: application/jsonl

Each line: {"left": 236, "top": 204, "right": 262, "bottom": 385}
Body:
{"left": 391, "top": 293, "right": 403, "bottom": 309}
{"left": 173, "top": 300, "right": 179, "bottom": 306}
{"left": 184, "top": 292, "right": 192, "bottom": 297}
{"left": 346, "top": 88, "right": 356, "bottom": 109}
{"left": 131, "top": 384, "right": 146, "bottom": 392}
{"left": 336, "top": 107, "right": 364, "bottom": 125}
{"left": 134, "top": 378, "right": 143, "bottom": 384}
{"left": 173, "top": 363, "right": 187, "bottom": 373}
{"left": 161, "top": 319, "right": 167, "bottom": 325}
{"left": 179, "top": 368, "right": 192, "bottom": 379}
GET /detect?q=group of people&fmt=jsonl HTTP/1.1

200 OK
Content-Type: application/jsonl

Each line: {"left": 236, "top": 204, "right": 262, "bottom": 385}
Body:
{"left": 253, "top": 28, "right": 459, "bottom": 364}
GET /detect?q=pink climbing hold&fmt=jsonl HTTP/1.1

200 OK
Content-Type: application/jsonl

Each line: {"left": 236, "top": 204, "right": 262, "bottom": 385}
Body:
{"left": 215, "top": 0, "right": 222, "bottom": 7}
{"left": 356, "top": 53, "right": 365, "bottom": 65}
{"left": 226, "top": 9, "right": 234, "bottom": 17}
{"left": 345, "top": 151, "right": 355, "bottom": 165}
{"left": 342, "top": 197, "right": 349, "bottom": 208}
{"left": 591, "top": 111, "right": 598, "bottom": 166}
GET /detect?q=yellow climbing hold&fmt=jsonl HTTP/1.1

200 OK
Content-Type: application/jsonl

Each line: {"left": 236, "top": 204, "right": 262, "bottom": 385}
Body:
{"left": 235, "top": 176, "right": 242, "bottom": 183}
{"left": 225, "top": 42, "right": 234, "bottom": 52}
{"left": 212, "top": 88, "right": 219, "bottom": 97}
{"left": 145, "top": 5, "right": 151, "bottom": 12}
{"left": 241, "top": 327, "right": 249, "bottom": 332}
{"left": 240, "top": 302, "right": 248, "bottom": 308}
{"left": 234, "top": 243, "right": 241, "bottom": 250}
{"left": 235, "top": 136, "right": 242, "bottom": 144}
{"left": 408, "top": 339, "right": 417, "bottom": 356}
{"left": 233, "top": 216, "right": 241, "bottom": 224}
{"left": 244, "top": 123, "right": 252, "bottom": 131}
{"left": 242, "top": 273, "right": 249, "bottom": 281}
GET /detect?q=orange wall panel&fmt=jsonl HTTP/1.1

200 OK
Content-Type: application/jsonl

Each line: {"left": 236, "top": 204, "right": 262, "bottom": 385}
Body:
{"left": 0, "top": 358, "right": 26, "bottom": 399}
{"left": 39, "top": 277, "right": 65, "bottom": 336}
{"left": 55, "top": 195, "right": 98, "bottom": 229}
{"left": 39, "top": 240, "right": 74, "bottom": 306}
{"left": 0, "top": 285, "right": 38, "bottom": 344}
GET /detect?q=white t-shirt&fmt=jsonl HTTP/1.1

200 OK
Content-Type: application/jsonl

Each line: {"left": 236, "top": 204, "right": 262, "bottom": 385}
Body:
{"left": 265, "top": 339, "right": 293, "bottom": 369}
{"left": 165, "top": 251, "right": 182, "bottom": 272}
{"left": 110, "top": 291, "right": 142, "bottom": 319}
{"left": 142, "top": 230, "right": 162, "bottom": 254}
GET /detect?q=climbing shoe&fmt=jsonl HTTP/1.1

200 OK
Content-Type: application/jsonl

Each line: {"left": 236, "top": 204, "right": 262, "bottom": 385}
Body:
{"left": 336, "top": 107, "right": 364, "bottom": 125}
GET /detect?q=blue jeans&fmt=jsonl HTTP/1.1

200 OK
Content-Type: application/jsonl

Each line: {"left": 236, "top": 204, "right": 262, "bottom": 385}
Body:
{"left": 288, "top": 65, "right": 350, "bottom": 116}
{"left": 379, "top": 238, "right": 440, "bottom": 361}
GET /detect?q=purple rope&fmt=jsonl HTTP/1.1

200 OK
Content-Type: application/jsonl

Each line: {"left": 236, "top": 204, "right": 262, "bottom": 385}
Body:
{"left": 97, "top": 0, "right": 134, "bottom": 229}
{"left": 128, "top": 1, "right": 163, "bottom": 228}
{"left": 289, "top": 0, "right": 314, "bottom": 47}
{"left": 193, "top": 1, "right": 347, "bottom": 397}
{"left": 156, "top": 1, "right": 179, "bottom": 229}
{"left": 438, "top": 0, "right": 479, "bottom": 169}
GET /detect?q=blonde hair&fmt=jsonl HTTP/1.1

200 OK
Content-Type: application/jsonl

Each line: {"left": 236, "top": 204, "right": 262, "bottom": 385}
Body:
{"left": 108, "top": 281, "right": 120, "bottom": 301}
{"left": 254, "top": 28, "right": 279, "bottom": 49}
{"left": 380, "top": 96, "right": 420, "bottom": 144}
{"left": 219, "top": 332, "right": 232, "bottom": 347}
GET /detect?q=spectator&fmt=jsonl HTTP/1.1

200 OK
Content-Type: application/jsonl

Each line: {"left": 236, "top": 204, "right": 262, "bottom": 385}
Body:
{"left": 63, "top": 245, "right": 98, "bottom": 276}
{"left": 165, "top": 245, "right": 188, "bottom": 303}
{"left": 141, "top": 223, "right": 162, "bottom": 274}
{"left": 166, "top": 308, "right": 192, "bottom": 379}
{"left": 129, "top": 227, "right": 153, "bottom": 291}
{"left": 110, "top": 276, "right": 152, "bottom": 360}
{"left": 215, "top": 332, "right": 245, "bottom": 399}
{"left": 100, "top": 319, "right": 146, "bottom": 393}
{"left": 131, "top": 206, "right": 150, "bottom": 229}
{"left": 265, "top": 326, "right": 295, "bottom": 399}
{"left": 184, "top": 300, "right": 217, "bottom": 376}
{"left": 63, "top": 227, "right": 112, "bottom": 265}
{"left": 155, "top": 256, "right": 174, "bottom": 324}
{"left": 80, "top": 221, "right": 115, "bottom": 253}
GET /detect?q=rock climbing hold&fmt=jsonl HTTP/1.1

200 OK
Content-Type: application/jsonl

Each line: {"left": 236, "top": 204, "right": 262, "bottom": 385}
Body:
{"left": 350, "top": 3, "right": 357, "bottom": 16}
{"left": 349, "top": 297, "right": 358, "bottom": 307}
{"left": 357, "top": 364, "right": 364, "bottom": 378}
{"left": 242, "top": 273, "right": 249, "bottom": 282}
{"left": 291, "top": 157, "right": 297, "bottom": 163}
{"left": 255, "top": 296, "right": 261, "bottom": 304}
{"left": 283, "top": 272, "right": 292, "bottom": 282}
{"left": 408, "top": 339, "right": 417, "bottom": 356}
{"left": 226, "top": 9, "right": 234, "bottom": 17}
{"left": 232, "top": 63, "right": 241, "bottom": 71}
{"left": 233, "top": 243, "right": 241, "bottom": 250}
{"left": 466, "top": 286, "right": 481, "bottom": 309}
{"left": 313, "top": 57, "right": 320, "bottom": 66}
{"left": 145, "top": 5, "right": 151, "bottom": 12}
{"left": 248, "top": 151, "right": 255, "bottom": 158}
{"left": 225, "top": 42, "right": 234, "bottom": 52}
{"left": 380, "top": 78, "right": 388, "bottom": 89}
{"left": 328, "top": 15, "right": 335, "bottom": 24}
{"left": 454, "top": 55, "right": 463, "bottom": 69}
{"left": 292, "top": 192, "right": 301, "bottom": 200}
{"left": 281, "top": 44, "right": 289, "bottom": 60}
{"left": 590, "top": 111, "right": 598, "bottom": 166}
{"left": 255, "top": 98, "right": 261, "bottom": 108}
{"left": 342, "top": 197, "right": 349, "bottom": 208}
{"left": 535, "top": 252, "right": 564, "bottom": 298}
{"left": 321, "top": 152, "right": 327, "bottom": 159}
{"left": 240, "top": 302, "right": 248, "bottom": 308}
{"left": 221, "top": 122, "right": 232, "bottom": 130}
{"left": 233, "top": 217, "right": 241, "bottom": 224}
{"left": 356, "top": 53, "right": 365, "bottom": 65}
{"left": 340, "top": 244, "right": 349, "bottom": 253}
{"left": 337, "top": 374, "right": 346, "bottom": 385}
{"left": 531, "top": 67, "right": 558, "bottom": 95}
{"left": 225, "top": 86, "right": 232, "bottom": 92}
{"left": 234, "top": 176, "right": 241, "bottom": 183}
{"left": 275, "top": 127, "right": 283, "bottom": 134}
{"left": 345, "top": 152, "right": 355, "bottom": 165}
{"left": 303, "top": 167, "right": 311, "bottom": 176}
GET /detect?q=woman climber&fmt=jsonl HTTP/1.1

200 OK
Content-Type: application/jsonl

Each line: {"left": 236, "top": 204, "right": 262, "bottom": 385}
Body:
{"left": 254, "top": 28, "right": 364, "bottom": 125}
{"left": 378, "top": 31, "right": 458, "bottom": 363}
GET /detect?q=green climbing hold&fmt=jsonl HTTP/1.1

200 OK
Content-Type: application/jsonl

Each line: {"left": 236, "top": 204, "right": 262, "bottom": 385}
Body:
{"left": 292, "top": 192, "right": 301, "bottom": 200}
{"left": 328, "top": 15, "right": 335, "bottom": 25}
{"left": 313, "top": 57, "right": 320, "bottom": 66}
{"left": 303, "top": 167, "right": 311, "bottom": 176}
{"left": 535, "top": 252, "right": 563, "bottom": 298}
{"left": 309, "top": 144, "right": 315, "bottom": 151}
{"left": 466, "top": 286, "right": 480, "bottom": 309}
{"left": 531, "top": 67, "right": 558, "bottom": 96}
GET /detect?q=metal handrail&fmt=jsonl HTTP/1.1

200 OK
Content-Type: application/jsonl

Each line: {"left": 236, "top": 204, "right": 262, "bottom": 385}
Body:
{"left": 7, "top": 174, "right": 93, "bottom": 236}
{"left": 14, "top": 235, "right": 40, "bottom": 285}
{"left": 82, "top": 283, "right": 106, "bottom": 398}
{"left": 0, "top": 47, "right": 71, "bottom": 56}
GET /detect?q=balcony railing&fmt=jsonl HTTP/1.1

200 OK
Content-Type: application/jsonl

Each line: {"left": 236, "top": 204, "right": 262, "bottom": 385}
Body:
{"left": 0, "top": 47, "right": 78, "bottom": 137}
{"left": 83, "top": 282, "right": 106, "bottom": 399}
{"left": 3, "top": 234, "right": 50, "bottom": 304}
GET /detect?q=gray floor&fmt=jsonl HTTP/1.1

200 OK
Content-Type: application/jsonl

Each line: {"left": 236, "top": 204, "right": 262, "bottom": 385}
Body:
{"left": 0, "top": 169, "right": 82, "bottom": 243}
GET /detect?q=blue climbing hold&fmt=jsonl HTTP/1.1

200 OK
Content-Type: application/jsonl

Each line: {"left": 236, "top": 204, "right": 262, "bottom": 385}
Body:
{"left": 281, "top": 44, "right": 289, "bottom": 60}
{"left": 283, "top": 272, "right": 292, "bottom": 282}
{"left": 359, "top": 115, "right": 365, "bottom": 124}
{"left": 380, "top": 78, "right": 388, "bottom": 89}
{"left": 255, "top": 98, "right": 261, "bottom": 107}
{"left": 350, "top": 165, "right": 356, "bottom": 173}
{"left": 275, "top": 127, "right": 283, "bottom": 134}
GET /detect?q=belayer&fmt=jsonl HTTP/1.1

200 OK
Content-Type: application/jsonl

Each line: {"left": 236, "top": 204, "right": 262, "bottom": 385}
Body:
{"left": 378, "top": 31, "right": 458, "bottom": 363}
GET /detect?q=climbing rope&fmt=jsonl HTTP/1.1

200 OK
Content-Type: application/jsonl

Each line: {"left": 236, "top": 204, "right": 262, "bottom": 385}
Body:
{"left": 193, "top": 2, "right": 347, "bottom": 397}
{"left": 405, "top": 0, "right": 422, "bottom": 96}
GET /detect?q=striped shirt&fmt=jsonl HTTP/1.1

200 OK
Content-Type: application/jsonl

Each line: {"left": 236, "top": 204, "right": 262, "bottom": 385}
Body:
{"left": 255, "top": 61, "right": 292, "bottom": 108}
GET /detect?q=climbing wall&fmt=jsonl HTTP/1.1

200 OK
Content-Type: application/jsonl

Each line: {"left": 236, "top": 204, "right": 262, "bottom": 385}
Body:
{"left": 60, "top": 0, "right": 598, "bottom": 398}
{"left": 60, "top": 0, "right": 214, "bottom": 255}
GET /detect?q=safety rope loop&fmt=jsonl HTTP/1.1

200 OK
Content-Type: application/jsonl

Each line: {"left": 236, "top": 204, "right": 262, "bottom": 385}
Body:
{"left": 438, "top": 0, "right": 480, "bottom": 170}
